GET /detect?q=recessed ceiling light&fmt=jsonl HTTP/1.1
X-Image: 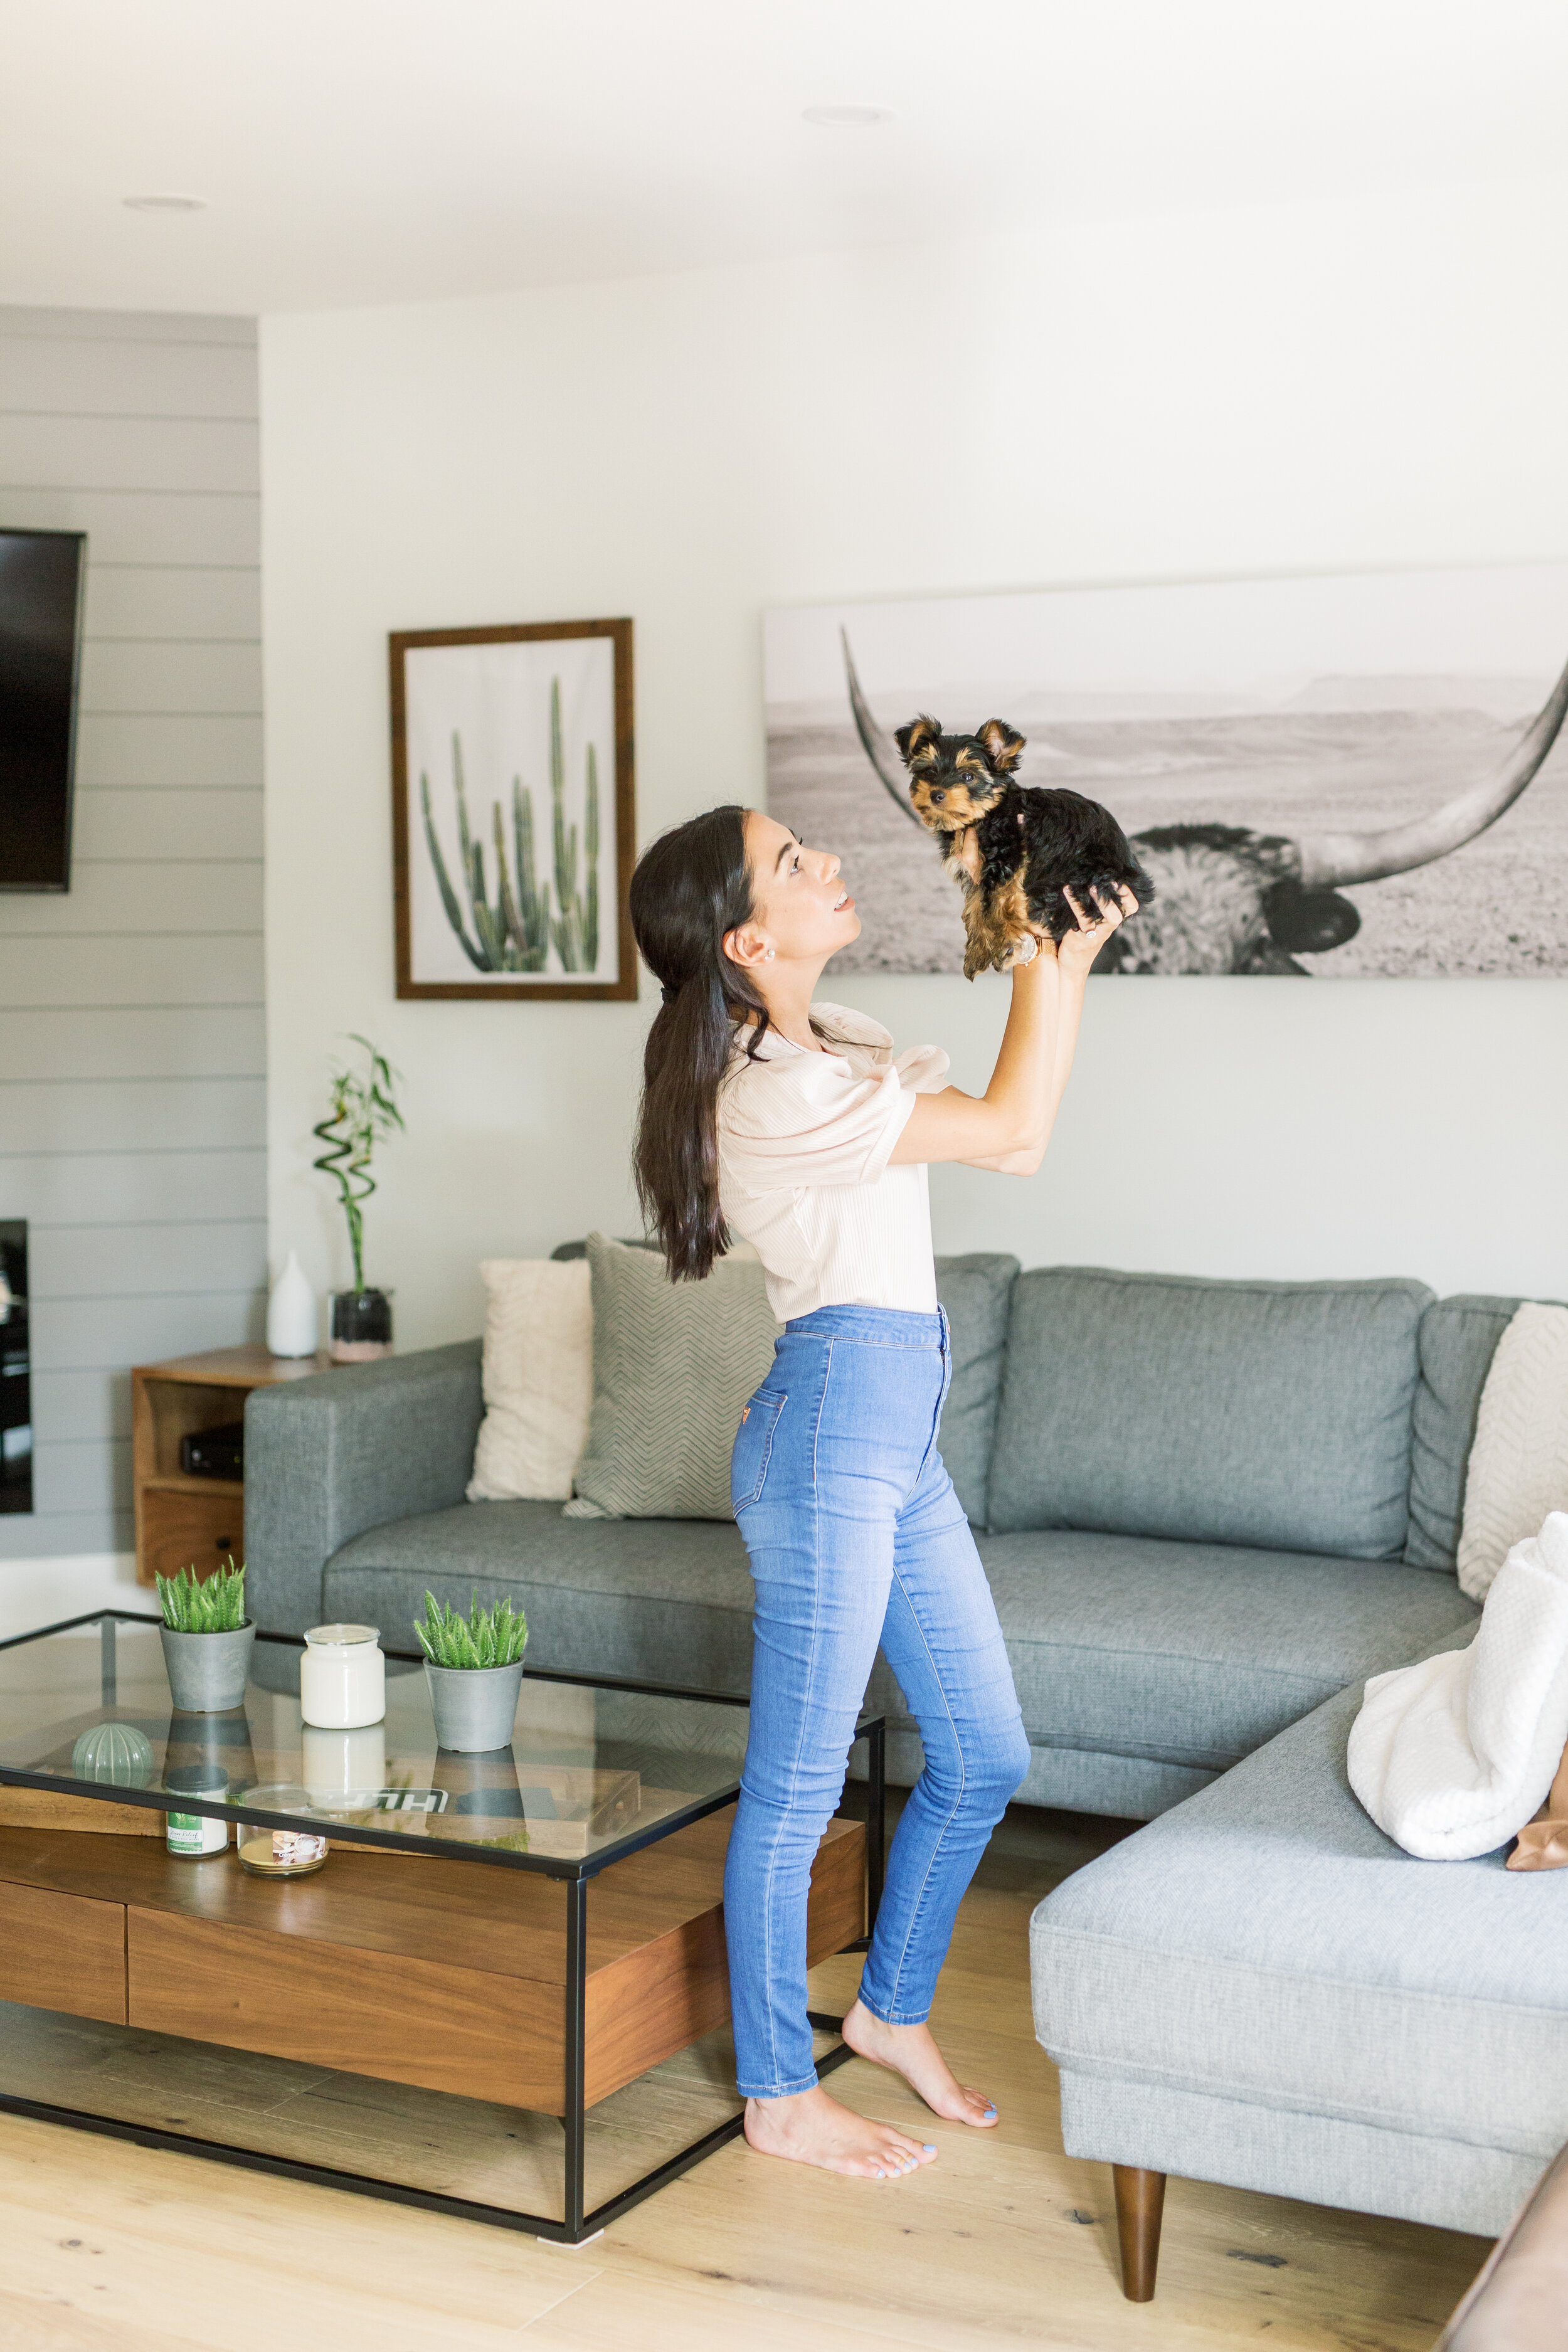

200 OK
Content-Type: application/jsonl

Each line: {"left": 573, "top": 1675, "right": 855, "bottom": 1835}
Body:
{"left": 802, "top": 104, "right": 894, "bottom": 129}
{"left": 122, "top": 194, "right": 207, "bottom": 213}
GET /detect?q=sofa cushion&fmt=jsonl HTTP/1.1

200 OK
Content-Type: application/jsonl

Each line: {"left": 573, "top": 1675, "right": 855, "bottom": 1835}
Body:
{"left": 1030, "top": 1624, "right": 1568, "bottom": 2203}
{"left": 326, "top": 1499, "right": 761, "bottom": 1695}
{"left": 327, "top": 1503, "right": 1476, "bottom": 1788}
{"left": 1406, "top": 1293, "right": 1522, "bottom": 1571}
{"left": 988, "top": 1267, "right": 1432, "bottom": 1557}
{"left": 567, "top": 1232, "right": 779, "bottom": 1520}
{"left": 467, "top": 1257, "right": 592, "bottom": 1502}
{"left": 979, "top": 1529, "right": 1476, "bottom": 1769}
{"left": 550, "top": 1237, "right": 1014, "bottom": 1527}
{"left": 931, "top": 1253, "right": 1018, "bottom": 1526}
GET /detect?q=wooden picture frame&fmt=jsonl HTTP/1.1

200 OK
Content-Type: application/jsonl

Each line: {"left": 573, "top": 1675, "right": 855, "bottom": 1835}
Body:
{"left": 390, "top": 617, "right": 636, "bottom": 1000}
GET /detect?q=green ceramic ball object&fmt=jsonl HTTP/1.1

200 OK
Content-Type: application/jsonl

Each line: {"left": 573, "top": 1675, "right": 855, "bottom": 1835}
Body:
{"left": 71, "top": 1721, "right": 155, "bottom": 1788}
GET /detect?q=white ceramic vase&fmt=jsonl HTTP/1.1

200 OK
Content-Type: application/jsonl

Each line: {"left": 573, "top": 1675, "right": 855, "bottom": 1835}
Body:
{"left": 267, "top": 1250, "right": 317, "bottom": 1358}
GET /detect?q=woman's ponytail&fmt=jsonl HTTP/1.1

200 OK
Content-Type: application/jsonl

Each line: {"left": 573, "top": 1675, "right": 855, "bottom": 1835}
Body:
{"left": 630, "top": 806, "right": 768, "bottom": 1280}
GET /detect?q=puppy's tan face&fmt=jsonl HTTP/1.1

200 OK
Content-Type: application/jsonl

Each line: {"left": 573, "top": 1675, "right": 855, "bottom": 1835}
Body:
{"left": 908, "top": 762, "right": 1007, "bottom": 832}
{"left": 896, "top": 714, "right": 1024, "bottom": 834}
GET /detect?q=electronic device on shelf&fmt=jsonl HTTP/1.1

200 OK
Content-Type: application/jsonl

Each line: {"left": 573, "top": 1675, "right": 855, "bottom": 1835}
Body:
{"left": 179, "top": 1422, "right": 245, "bottom": 1481}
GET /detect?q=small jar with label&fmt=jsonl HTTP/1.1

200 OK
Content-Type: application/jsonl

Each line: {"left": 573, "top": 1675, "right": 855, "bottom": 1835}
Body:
{"left": 165, "top": 1764, "right": 229, "bottom": 1858}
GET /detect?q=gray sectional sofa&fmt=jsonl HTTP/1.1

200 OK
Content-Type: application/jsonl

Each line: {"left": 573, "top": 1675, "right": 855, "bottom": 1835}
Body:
{"left": 247, "top": 1258, "right": 1561, "bottom": 2284}
{"left": 248, "top": 1255, "right": 1485, "bottom": 1813}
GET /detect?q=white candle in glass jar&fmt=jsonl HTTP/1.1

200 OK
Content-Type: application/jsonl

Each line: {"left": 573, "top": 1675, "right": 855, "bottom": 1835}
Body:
{"left": 299, "top": 1623, "right": 385, "bottom": 1729}
{"left": 302, "top": 1719, "right": 387, "bottom": 1806}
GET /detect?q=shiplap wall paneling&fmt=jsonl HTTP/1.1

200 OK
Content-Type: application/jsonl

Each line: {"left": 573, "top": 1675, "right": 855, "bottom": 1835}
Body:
{"left": 0, "top": 305, "right": 265, "bottom": 1564}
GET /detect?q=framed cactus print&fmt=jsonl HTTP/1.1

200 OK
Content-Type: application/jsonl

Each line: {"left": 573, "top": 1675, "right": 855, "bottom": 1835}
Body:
{"left": 390, "top": 617, "right": 636, "bottom": 999}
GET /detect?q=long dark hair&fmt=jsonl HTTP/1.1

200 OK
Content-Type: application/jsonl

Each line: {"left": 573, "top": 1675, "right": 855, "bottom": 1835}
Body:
{"left": 630, "top": 805, "right": 771, "bottom": 1280}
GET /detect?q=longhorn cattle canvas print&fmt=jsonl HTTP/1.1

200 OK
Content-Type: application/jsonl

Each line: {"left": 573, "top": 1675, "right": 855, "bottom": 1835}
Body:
{"left": 763, "top": 567, "right": 1568, "bottom": 976}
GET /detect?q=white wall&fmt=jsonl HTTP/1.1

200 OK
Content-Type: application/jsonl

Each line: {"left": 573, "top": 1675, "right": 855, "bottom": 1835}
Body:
{"left": 260, "top": 176, "right": 1568, "bottom": 1349}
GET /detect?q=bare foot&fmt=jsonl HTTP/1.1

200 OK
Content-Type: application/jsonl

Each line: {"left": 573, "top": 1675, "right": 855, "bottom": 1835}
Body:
{"left": 840, "top": 1998, "right": 999, "bottom": 2128}
{"left": 743, "top": 2084, "right": 938, "bottom": 2179}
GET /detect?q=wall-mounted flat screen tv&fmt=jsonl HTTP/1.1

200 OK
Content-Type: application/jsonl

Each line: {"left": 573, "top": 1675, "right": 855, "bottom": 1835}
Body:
{"left": 0, "top": 527, "right": 86, "bottom": 891}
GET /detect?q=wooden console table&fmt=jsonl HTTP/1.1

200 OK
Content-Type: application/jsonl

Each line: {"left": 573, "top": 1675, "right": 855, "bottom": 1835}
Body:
{"left": 130, "top": 1345, "right": 331, "bottom": 1588}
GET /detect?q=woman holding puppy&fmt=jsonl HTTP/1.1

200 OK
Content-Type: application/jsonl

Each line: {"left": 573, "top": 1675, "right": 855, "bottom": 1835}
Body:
{"left": 629, "top": 806, "right": 1131, "bottom": 2183}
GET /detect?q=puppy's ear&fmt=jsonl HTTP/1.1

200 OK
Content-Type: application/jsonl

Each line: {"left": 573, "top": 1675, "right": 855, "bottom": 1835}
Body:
{"left": 894, "top": 714, "right": 943, "bottom": 771}
{"left": 977, "top": 719, "right": 1026, "bottom": 773}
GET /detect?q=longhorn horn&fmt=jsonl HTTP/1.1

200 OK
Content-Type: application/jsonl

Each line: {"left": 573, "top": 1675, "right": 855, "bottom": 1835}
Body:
{"left": 1297, "top": 645, "right": 1568, "bottom": 889}
{"left": 842, "top": 628, "right": 924, "bottom": 827}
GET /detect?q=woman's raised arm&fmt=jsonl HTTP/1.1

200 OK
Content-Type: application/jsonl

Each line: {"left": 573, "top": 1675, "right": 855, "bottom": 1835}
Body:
{"left": 889, "top": 887, "right": 1133, "bottom": 1176}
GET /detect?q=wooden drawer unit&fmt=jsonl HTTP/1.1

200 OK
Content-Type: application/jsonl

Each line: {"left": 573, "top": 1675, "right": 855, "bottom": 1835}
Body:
{"left": 0, "top": 1878, "right": 126, "bottom": 2025}
{"left": 127, "top": 1907, "right": 567, "bottom": 2109}
{"left": 122, "top": 1810, "right": 863, "bottom": 2115}
{"left": 582, "top": 1806, "right": 865, "bottom": 2106}
{"left": 139, "top": 1481, "right": 246, "bottom": 1584}
{"left": 132, "top": 1345, "right": 331, "bottom": 1587}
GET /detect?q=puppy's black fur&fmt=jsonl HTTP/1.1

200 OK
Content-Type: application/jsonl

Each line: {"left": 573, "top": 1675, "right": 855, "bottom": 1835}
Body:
{"left": 894, "top": 713, "right": 1153, "bottom": 978}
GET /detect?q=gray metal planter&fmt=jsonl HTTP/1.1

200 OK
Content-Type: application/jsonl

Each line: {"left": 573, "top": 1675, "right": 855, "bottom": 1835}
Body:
{"left": 425, "top": 1660, "right": 525, "bottom": 1754}
{"left": 160, "top": 1621, "right": 255, "bottom": 1714}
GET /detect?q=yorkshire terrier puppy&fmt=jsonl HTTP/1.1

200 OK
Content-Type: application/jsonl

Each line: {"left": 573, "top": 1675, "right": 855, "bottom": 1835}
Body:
{"left": 894, "top": 714, "right": 1153, "bottom": 979}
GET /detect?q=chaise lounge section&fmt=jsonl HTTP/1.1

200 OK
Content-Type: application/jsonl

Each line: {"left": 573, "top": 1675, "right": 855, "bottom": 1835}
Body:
{"left": 1031, "top": 1623, "right": 1568, "bottom": 2292}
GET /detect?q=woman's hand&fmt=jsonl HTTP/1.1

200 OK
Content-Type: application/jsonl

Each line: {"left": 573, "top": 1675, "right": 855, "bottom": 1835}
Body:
{"left": 1054, "top": 884, "right": 1137, "bottom": 977}
{"left": 893, "top": 881, "right": 1138, "bottom": 1174}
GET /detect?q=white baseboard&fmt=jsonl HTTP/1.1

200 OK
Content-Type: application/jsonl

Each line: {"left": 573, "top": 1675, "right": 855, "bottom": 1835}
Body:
{"left": 0, "top": 1554, "right": 145, "bottom": 1645}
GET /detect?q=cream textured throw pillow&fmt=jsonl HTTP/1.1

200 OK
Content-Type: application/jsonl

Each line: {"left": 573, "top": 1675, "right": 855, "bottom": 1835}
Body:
{"left": 1456, "top": 1301, "right": 1568, "bottom": 1602}
{"left": 467, "top": 1258, "right": 593, "bottom": 1503}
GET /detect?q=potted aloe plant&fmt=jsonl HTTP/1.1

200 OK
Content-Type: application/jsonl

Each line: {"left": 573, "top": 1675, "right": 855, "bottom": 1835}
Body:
{"left": 416, "top": 1589, "right": 528, "bottom": 1752}
{"left": 157, "top": 1559, "right": 255, "bottom": 1713}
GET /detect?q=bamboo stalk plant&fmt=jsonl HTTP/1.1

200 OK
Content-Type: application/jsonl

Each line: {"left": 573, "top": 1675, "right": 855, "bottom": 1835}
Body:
{"left": 312, "top": 1036, "right": 403, "bottom": 1295}
{"left": 312, "top": 1037, "right": 403, "bottom": 1357}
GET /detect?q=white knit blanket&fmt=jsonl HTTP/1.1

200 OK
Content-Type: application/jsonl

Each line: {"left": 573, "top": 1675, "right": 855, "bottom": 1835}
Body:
{"left": 1458, "top": 1301, "right": 1568, "bottom": 1602}
{"left": 1348, "top": 1510, "right": 1568, "bottom": 1860}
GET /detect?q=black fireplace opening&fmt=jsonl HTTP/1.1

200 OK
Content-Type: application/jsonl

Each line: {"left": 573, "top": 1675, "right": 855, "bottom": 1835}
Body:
{"left": 0, "top": 1221, "right": 30, "bottom": 1515}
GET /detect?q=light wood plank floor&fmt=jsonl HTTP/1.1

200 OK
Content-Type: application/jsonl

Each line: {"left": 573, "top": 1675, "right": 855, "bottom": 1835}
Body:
{"left": 0, "top": 1800, "right": 1491, "bottom": 2351}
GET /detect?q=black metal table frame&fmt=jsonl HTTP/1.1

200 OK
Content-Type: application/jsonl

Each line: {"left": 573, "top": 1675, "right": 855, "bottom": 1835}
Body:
{"left": 0, "top": 1610, "right": 887, "bottom": 2243}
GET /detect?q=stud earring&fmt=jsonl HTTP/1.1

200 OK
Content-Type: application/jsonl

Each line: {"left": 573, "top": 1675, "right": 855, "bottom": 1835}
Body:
{"left": 764, "top": 947, "right": 775, "bottom": 960}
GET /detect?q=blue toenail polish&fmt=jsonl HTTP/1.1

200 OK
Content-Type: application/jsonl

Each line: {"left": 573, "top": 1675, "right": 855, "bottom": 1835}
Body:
{"left": 924, "top": 2144, "right": 936, "bottom": 2153}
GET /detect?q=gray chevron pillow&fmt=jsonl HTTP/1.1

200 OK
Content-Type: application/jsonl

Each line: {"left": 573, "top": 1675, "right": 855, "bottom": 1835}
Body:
{"left": 564, "top": 1231, "right": 781, "bottom": 1520}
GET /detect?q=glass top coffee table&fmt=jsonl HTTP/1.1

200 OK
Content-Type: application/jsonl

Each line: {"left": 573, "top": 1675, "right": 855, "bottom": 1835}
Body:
{"left": 0, "top": 1611, "right": 885, "bottom": 2242}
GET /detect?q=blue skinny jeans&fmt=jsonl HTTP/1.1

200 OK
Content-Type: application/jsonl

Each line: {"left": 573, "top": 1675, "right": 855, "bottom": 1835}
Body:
{"left": 724, "top": 1303, "right": 1030, "bottom": 2100}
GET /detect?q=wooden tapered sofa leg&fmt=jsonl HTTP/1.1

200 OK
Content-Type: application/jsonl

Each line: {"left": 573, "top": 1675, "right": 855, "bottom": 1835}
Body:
{"left": 1113, "top": 2165, "right": 1167, "bottom": 2301}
